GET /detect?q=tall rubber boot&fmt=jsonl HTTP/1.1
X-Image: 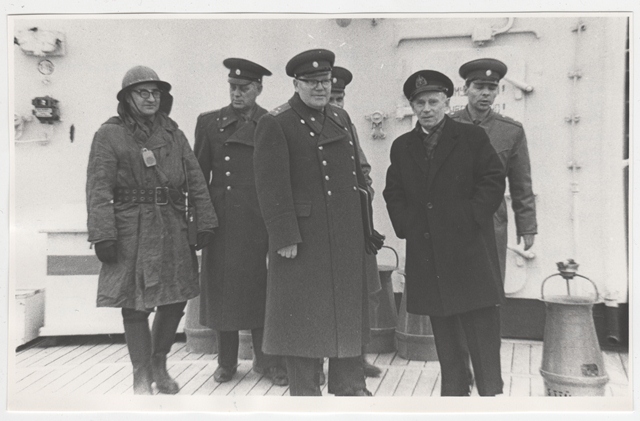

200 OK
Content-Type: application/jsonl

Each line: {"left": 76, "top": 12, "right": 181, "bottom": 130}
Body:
{"left": 123, "top": 320, "right": 153, "bottom": 395}
{"left": 151, "top": 304, "right": 185, "bottom": 394}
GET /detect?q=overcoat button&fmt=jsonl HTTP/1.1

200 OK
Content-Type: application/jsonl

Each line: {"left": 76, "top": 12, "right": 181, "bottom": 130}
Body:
{"left": 310, "top": 132, "right": 315, "bottom": 137}
{"left": 225, "top": 156, "right": 230, "bottom": 161}
{"left": 300, "top": 119, "right": 305, "bottom": 124}
{"left": 426, "top": 202, "right": 433, "bottom": 209}
{"left": 325, "top": 175, "right": 329, "bottom": 180}
{"left": 226, "top": 186, "right": 232, "bottom": 190}
{"left": 349, "top": 141, "right": 353, "bottom": 145}
{"left": 322, "top": 161, "right": 327, "bottom": 166}
{"left": 225, "top": 171, "right": 231, "bottom": 176}
{"left": 219, "top": 128, "right": 224, "bottom": 132}
{"left": 351, "top": 156, "right": 355, "bottom": 160}
{"left": 310, "top": 117, "right": 315, "bottom": 121}
{"left": 352, "top": 171, "right": 356, "bottom": 175}
{"left": 353, "top": 186, "right": 357, "bottom": 191}
{"left": 424, "top": 232, "right": 431, "bottom": 239}
{"left": 318, "top": 146, "right": 323, "bottom": 150}
{"left": 327, "top": 191, "right": 332, "bottom": 196}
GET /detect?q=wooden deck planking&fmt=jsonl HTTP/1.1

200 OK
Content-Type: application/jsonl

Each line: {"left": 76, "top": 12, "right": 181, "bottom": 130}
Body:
{"left": 509, "top": 375, "right": 531, "bottom": 397}
{"left": 619, "top": 351, "right": 628, "bottom": 377}
{"left": 57, "top": 363, "right": 110, "bottom": 395}
{"left": 529, "top": 342, "right": 543, "bottom": 375}
{"left": 228, "top": 367, "right": 263, "bottom": 396}
{"left": 17, "top": 367, "right": 56, "bottom": 392}
{"left": 91, "top": 365, "right": 130, "bottom": 394}
{"left": 178, "top": 362, "right": 216, "bottom": 395}
{"left": 375, "top": 368, "right": 403, "bottom": 396}
{"left": 511, "top": 343, "right": 530, "bottom": 375}
{"left": 373, "top": 352, "right": 396, "bottom": 366}
{"left": 394, "top": 369, "right": 421, "bottom": 396}
{"left": 11, "top": 338, "right": 629, "bottom": 398}
{"left": 500, "top": 341, "right": 514, "bottom": 373}
{"left": 412, "top": 369, "right": 439, "bottom": 396}
{"left": 602, "top": 350, "right": 628, "bottom": 385}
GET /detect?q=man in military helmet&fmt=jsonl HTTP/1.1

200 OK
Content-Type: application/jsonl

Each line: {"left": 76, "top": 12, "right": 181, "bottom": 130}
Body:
{"left": 194, "top": 58, "right": 287, "bottom": 386}
{"left": 451, "top": 58, "right": 537, "bottom": 282}
{"left": 254, "top": 49, "right": 379, "bottom": 396}
{"left": 383, "top": 69, "right": 506, "bottom": 396}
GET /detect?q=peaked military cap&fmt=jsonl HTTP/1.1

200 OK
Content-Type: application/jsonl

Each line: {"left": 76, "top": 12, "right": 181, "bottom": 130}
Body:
{"left": 459, "top": 58, "right": 508, "bottom": 85}
{"left": 223, "top": 58, "right": 272, "bottom": 85}
{"left": 286, "top": 49, "right": 335, "bottom": 78}
{"left": 331, "top": 66, "right": 353, "bottom": 93}
{"left": 403, "top": 70, "right": 454, "bottom": 100}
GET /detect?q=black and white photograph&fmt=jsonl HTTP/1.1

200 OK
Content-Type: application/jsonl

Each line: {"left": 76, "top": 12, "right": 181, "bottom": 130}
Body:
{"left": 1, "top": 1, "right": 637, "bottom": 419}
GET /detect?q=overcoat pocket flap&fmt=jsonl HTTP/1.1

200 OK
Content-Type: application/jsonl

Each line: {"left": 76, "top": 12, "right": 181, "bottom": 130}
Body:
{"left": 294, "top": 202, "right": 312, "bottom": 217}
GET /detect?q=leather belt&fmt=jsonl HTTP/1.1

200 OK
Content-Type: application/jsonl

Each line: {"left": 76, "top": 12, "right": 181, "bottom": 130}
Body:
{"left": 114, "top": 187, "right": 184, "bottom": 205}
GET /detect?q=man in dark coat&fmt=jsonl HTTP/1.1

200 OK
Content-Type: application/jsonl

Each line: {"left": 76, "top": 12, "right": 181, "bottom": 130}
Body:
{"left": 450, "top": 58, "right": 537, "bottom": 281}
{"left": 383, "top": 69, "right": 506, "bottom": 396}
{"left": 194, "top": 58, "right": 286, "bottom": 386}
{"left": 254, "top": 49, "right": 372, "bottom": 396}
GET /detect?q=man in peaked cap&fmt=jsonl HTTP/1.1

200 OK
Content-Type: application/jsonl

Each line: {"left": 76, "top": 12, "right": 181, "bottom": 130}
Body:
{"left": 194, "top": 58, "right": 288, "bottom": 386}
{"left": 384, "top": 69, "right": 506, "bottom": 396}
{"left": 451, "top": 58, "right": 537, "bottom": 282}
{"left": 254, "top": 49, "right": 380, "bottom": 396}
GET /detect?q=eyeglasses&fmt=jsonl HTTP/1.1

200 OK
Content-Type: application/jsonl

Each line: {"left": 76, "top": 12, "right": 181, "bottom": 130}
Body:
{"left": 297, "top": 78, "right": 332, "bottom": 89}
{"left": 132, "top": 89, "right": 162, "bottom": 99}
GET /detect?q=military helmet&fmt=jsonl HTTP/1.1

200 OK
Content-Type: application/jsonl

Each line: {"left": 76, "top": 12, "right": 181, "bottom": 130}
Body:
{"left": 117, "top": 65, "right": 173, "bottom": 114}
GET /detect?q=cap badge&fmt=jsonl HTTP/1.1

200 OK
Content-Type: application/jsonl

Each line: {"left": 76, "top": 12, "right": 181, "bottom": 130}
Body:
{"left": 312, "top": 61, "right": 319, "bottom": 68}
{"left": 416, "top": 75, "right": 428, "bottom": 88}
{"left": 332, "top": 77, "right": 337, "bottom": 83}
{"left": 486, "top": 70, "right": 492, "bottom": 76}
{"left": 235, "top": 69, "right": 241, "bottom": 75}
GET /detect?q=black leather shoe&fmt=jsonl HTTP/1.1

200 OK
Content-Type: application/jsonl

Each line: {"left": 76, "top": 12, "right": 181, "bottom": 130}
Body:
{"left": 214, "top": 365, "right": 237, "bottom": 383}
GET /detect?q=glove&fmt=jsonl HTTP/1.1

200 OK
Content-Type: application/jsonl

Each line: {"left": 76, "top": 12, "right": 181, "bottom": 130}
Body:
{"left": 194, "top": 231, "right": 214, "bottom": 251}
{"left": 365, "top": 230, "right": 385, "bottom": 255}
{"left": 95, "top": 240, "right": 117, "bottom": 263}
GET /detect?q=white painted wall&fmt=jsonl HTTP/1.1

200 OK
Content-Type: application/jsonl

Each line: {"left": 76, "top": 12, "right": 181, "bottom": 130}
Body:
{"left": 10, "top": 15, "right": 628, "bottom": 304}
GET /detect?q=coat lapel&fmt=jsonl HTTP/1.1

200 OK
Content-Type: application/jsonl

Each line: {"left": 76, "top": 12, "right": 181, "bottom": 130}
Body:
{"left": 427, "top": 116, "right": 460, "bottom": 192}
{"left": 225, "top": 106, "right": 267, "bottom": 147}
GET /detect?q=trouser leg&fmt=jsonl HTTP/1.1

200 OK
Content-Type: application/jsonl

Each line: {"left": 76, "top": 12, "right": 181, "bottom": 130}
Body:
{"left": 430, "top": 314, "right": 474, "bottom": 396}
{"left": 327, "top": 356, "right": 367, "bottom": 396}
{"left": 151, "top": 301, "right": 187, "bottom": 394}
{"left": 217, "top": 330, "right": 239, "bottom": 368}
{"left": 122, "top": 308, "right": 153, "bottom": 395}
{"left": 459, "top": 306, "right": 503, "bottom": 396}
{"left": 285, "top": 356, "right": 322, "bottom": 396}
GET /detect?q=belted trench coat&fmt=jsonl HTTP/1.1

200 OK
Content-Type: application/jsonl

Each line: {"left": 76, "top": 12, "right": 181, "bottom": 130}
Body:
{"left": 86, "top": 110, "right": 216, "bottom": 311}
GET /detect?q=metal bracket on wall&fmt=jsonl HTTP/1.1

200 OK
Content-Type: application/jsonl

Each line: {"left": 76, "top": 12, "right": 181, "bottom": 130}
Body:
{"left": 365, "top": 111, "right": 388, "bottom": 140}
{"left": 396, "top": 17, "right": 541, "bottom": 46}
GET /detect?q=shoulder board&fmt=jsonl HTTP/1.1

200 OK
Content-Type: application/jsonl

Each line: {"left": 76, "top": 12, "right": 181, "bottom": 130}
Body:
{"left": 494, "top": 113, "right": 523, "bottom": 128}
{"left": 269, "top": 102, "right": 291, "bottom": 116}
{"left": 198, "top": 109, "right": 220, "bottom": 119}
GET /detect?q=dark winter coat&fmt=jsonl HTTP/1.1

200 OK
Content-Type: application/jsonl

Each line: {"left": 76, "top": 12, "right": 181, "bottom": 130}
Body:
{"left": 383, "top": 116, "right": 506, "bottom": 316}
{"left": 86, "top": 111, "right": 217, "bottom": 311}
{"left": 194, "top": 104, "right": 269, "bottom": 331}
{"left": 254, "top": 93, "right": 370, "bottom": 358}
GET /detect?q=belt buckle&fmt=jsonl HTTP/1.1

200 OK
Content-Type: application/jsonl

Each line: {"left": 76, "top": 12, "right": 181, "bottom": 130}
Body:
{"left": 155, "top": 187, "right": 169, "bottom": 205}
